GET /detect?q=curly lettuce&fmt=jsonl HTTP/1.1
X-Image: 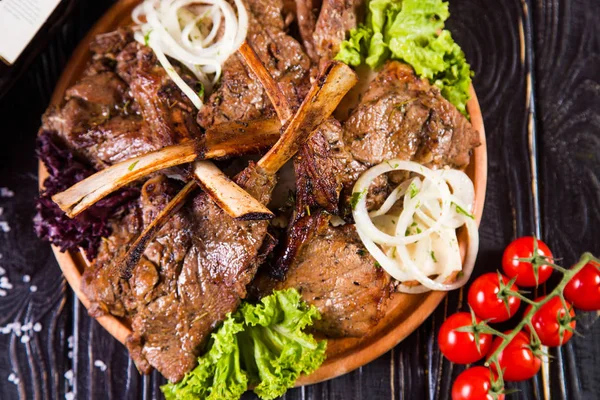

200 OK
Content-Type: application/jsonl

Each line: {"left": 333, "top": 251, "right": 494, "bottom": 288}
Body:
{"left": 335, "top": 0, "right": 473, "bottom": 116}
{"left": 162, "top": 289, "right": 326, "bottom": 400}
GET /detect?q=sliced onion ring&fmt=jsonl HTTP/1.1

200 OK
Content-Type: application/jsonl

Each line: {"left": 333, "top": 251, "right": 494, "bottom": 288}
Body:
{"left": 131, "top": 0, "right": 248, "bottom": 109}
{"left": 351, "top": 160, "right": 479, "bottom": 294}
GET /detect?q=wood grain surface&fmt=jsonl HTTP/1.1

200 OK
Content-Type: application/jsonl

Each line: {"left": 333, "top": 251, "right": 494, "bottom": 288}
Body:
{"left": 0, "top": 0, "right": 598, "bottom": 399}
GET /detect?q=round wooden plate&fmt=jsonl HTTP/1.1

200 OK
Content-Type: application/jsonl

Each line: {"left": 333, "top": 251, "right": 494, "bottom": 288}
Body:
{"left": 40, "top": 0, "right": 487, "bottom": 387}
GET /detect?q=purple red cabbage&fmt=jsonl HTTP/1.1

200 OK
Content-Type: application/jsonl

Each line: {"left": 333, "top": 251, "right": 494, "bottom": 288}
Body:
{"left": 34, "top": 131, "right": 139, "bottom": 259}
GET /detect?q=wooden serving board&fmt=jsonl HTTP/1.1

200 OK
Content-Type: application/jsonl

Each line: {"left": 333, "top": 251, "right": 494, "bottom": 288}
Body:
{"left": 39, "top": 0, "right": 487, "bottom": 386}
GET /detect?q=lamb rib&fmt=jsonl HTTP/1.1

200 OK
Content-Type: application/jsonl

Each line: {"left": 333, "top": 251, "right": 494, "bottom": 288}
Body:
{"left": 119, "top": 60, "right": 356, "bottom": 281}
{"left": 51, "top": 118, "right": 281, "bottom": 218}
{"left": 53, "top": 33, "right": 306, "bottom": 220}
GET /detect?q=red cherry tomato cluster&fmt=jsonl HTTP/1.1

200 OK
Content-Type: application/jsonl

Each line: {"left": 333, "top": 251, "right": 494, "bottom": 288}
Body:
{"left": 438, "top": 237, "right": 600, "bottom": 400}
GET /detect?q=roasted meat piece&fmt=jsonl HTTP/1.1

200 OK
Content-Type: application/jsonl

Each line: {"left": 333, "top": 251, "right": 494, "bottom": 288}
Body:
{"left": 82, "top": 166, "right": 276, "bottom": 381}
{"left": 313, "top": 0, "right": 364, "bottom": 64}
{"left": 41, "top": 29, "right": 201, "bottom": 170}
{"left": 267, "top": 211, "right": 391, "bottom": 337}
{"left": 197, "top": 0, "right": 312, "bottom": 127}
{"left": 343, "top": 61, "right": 480, "bottom": 171}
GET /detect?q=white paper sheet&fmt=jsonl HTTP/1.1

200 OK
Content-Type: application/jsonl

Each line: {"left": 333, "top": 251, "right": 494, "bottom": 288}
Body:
{"left": 0, "top": 0, "right": 62, "bottom": 64}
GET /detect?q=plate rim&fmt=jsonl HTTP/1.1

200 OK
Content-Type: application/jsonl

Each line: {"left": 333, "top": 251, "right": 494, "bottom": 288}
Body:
{"left": 39, "top": 0, "right": 488, "bottom": 386}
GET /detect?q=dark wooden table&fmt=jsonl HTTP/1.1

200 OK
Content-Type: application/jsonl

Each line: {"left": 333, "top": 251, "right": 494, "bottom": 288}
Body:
{"left": 0, "top": 0, "right": 599, "bottom": 399}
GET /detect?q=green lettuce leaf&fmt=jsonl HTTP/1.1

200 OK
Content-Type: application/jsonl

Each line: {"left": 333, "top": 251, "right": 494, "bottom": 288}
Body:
{"left": 335, "top": 25, "right": 373, "bottom": 66}
{"left": 162, "top": 317, "right": 247, "bottom": 400}
{"left": 335, "top": 0, "right": 473, "bottom": 116}
{"left": 161, "top": 289, "right": 326, "bottom": 400}
{"left": 239, "top": 289, "right": 327, "bottom": 400}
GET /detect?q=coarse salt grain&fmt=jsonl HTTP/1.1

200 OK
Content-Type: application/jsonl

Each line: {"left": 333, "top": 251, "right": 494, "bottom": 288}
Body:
{"left": 33, "top": 323, "right": 42, "bottom": 332}
{"left": 94, "top": 360, "right": 107, "bottom": 372}
{"left": 21, "top": 322, "right": 32, "bottom": 332}
{"left": 64, "top": 369, "right": 73, "bottom": 381}
{"left": 30, "top": 285, "right": 37, "bottom": 293}
{"left": 8, "top": 372, "right": 19, "bottom": 385}
{"left": 67, "top": 336, "right": 74, "bottom": 348}
{"left": 0, "top": 222, "right": 10, "bottom": 233}
{"left": 0, "top": 289, "right": 6, "bottom": 297}
{"left": 20, "top": 335, "right": 30, "bottom": 344}
{"left": 0, "top": 266, "right": 5, "bottom": 275}
{"left": 22, "top": 275, "right": 31, "bottom": 283}
{"left": 65, "top": 392, "right": 75, "bottom": 400}
{"left": 0, "top": 188, "right": 15, "bottom": 197}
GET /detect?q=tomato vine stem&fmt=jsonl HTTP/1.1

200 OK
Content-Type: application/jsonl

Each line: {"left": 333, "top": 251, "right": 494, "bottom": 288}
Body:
{"left": 484, "top": 252, "right": 600, "bottom": 366}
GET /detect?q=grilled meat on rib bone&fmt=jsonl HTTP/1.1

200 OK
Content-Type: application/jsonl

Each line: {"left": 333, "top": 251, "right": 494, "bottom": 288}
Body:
{"left": 53, "top": 0, "right": 314, "bottom": 218}
{"left": 95, "top": 32, "right": 311, "bottom": 280}
{"left": 51, "top": 118, "right": 282, "bottom": 219}
{"left": 51, "top": 30, "right": 302, "bottom": 219}
{"left": 197, "top": 0, "right": 312, "bottom": 128}
{"left": 82, "top": 61, "right": 357, "bottom": 382}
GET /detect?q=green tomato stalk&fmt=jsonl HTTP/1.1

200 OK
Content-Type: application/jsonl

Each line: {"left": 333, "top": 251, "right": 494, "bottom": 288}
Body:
{"left": 483, "top": 252, "right": 600, "bottom": 377}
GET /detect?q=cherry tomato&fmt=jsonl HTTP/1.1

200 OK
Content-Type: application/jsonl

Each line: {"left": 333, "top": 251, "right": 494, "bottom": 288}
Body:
{"left": 468, "top": 272, "right": 521, "bottom": 323}
{"left": 502, "top": 236, "right": 554, "bottom": 287}
{"left": 452, "top": 367, "right": 505, "bottom": 400}
{"left": 488, "top": 331, "right": 541, "bottom": 381}
{"left": 525, "top": 296, "right": 576, "bottom": 347}
{"left": 564, "top": 262, "right": 600, "bottom": 311}
{"left": 438, "top": 312, "right": 493, "bottom": 364}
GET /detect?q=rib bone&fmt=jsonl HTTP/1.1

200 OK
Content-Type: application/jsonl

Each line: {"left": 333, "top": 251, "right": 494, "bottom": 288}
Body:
{"left": 119, "top": 180, "right": 197, "bottom": 279}
{"left": 52, "top": 119, "right": 281, "bottom": 218}
{"left": 258, "top": 61, "right": 358, "bottom": 174}
{"left": 53, "top": 142, "right": 197, "bottom": 218}
{"left": 238, "top": 41, "right": 293, "bottom": 123}
{"left": 192, "top": 161, "right": 274, "bottom": 220}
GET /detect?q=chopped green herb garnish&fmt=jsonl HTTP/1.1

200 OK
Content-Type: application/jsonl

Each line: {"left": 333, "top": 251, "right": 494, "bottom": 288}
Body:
{"left": 144, "top": 30, "right": 153, "bottom": 46}
{"left": 197, "top": 83, "right": 205, "bottom": 99}
{"left": 453, "top": 202, "right": 475, "bottom": 219}
{"left": 374, "top": 261, "right": 381, "bottom": 268}
{"left": 386, "top": 160, "right": 399, "bottom": 169}
{"left": 356, "top": 248, "right": 367, "bottom": 256}
{"left": 409, "top": 182, "right": 419, "bottom": 199}
{"left": 430, "top": 251, "right": 438, "bottom": 262}
{"left": 128, "top": 160, "right": 140, "bottom": 171}
{"left": 350, "top": 189, "right": 368, "bottom": 210}
{"left": 405, "top": 222, "right": 422, "bottom": 236}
